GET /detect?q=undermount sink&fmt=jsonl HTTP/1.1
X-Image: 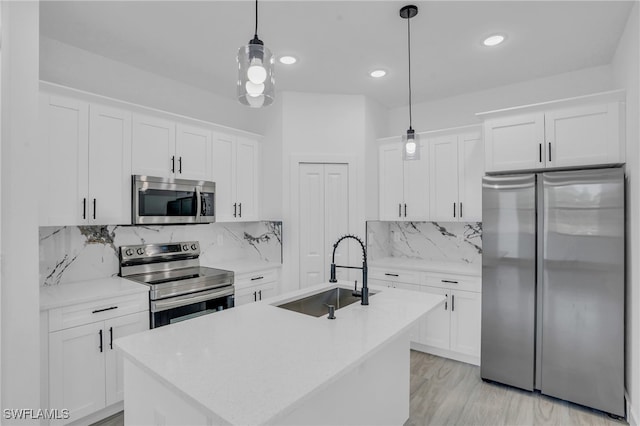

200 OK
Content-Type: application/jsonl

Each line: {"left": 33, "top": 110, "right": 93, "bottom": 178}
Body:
{"left": 276, "top": 287, "right": 376, "bottom": 317}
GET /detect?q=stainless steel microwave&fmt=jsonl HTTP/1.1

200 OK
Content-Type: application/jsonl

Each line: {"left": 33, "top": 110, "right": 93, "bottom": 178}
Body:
{"left": 132, "top": 175, "right": 215, "bottom": 225}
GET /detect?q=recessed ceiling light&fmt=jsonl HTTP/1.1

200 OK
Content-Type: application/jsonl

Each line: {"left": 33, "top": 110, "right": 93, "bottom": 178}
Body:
{"left": 370, "top": 69, "right": 387, "bottom": 78}
{"left": 483, "top": 34, "right": 506, "bottom": 47}
{"left": 279, "top": 56, "right": 297, "bottom": 65}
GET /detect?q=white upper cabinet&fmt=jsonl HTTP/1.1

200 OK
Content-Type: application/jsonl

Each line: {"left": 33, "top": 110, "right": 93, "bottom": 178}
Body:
{"left": 378, "top": 137, "right": 429, "bottom": 221}
{"left": 429, "top": 128, "right": 483, "bottom": 222}
{"left": 481, "top": 91, "right": 625, "bottom": 173}
{"left": 132, "top": 115, "right": 212, "bottom": 180}
{"left": 212, "top": 132, "right": 260, "bottom": 222}
{"left": 39, "top": 94, "right": 132, "bottom": 226}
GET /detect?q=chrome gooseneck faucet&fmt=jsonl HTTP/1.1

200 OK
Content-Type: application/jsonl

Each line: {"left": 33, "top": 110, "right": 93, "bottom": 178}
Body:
{"left": 329, "top": 234, "right": 369, "bottom": 305}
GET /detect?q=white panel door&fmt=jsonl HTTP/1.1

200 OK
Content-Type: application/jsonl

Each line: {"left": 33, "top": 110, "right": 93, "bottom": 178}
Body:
{"left": 378, "top": 143, "right": 404, "bottom": 220}
{"left": 324, "top": 164, "right": 350, "bottom": 281}
{"left": 450, "top": 290, "right": 481, "bottom": 358}
{"left": 299, "top": 164, "right": 326, "bottom": 287}
{"left": 105, "top": 312, "right": 149, "bottom": 406}
{"left": 484, "top": 113, "right": 544, "bottom": 172}
{"left": 49, "top": 322, "right": 106, "bottom": 422}
{"left": 420, "top": 286, "right": 450, "bottom": 350}
{"left": 458, "top": 132, "right": 484, "bottom": 222}
{"left": 235, "top": 137, "right": 259, "bottom": 221}
{"left": 403, "top": 140, "right": 430, "bottom": 221}
{"left": 176, "top": 123, "right": 211, "bottom": 181}
{"left": 546, "top": 103, "right": 621, "bottom": 168}
{"left": 211, "top": 132, "right": 236, "bottom": 221}
{"left": 131, "top": 114, "right": 176, "bottom": 178}
{"left": 429, "top": 135, "right": 459, "bottom": 221}
{"left": 40, "top": 94, "right": 89, "bottom": 226}
{"left": 88, "top": 104, "right": 132, "bottom": 225}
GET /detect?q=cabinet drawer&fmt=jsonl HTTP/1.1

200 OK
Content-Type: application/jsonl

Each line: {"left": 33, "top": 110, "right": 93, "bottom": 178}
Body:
{"left": 422, "top": 273, "right": 481, "bottom": 293}
{"left": 49, "top": 292, "right": 149, "bottom": 332}
{"left": 368, "top": 267, "right": 420, "bottom": 285}
{"left": 235, "top": 269, "right": 278, "bottom": 289}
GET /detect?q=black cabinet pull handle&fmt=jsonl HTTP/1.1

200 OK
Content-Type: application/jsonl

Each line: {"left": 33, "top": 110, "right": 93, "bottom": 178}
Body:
{"left": 404, "top": 203, "right": 407, "bottom": 217}
{"left": 92, "top": 306, "right": 118, "bottom": 314}
{"left": 258, "top": 290, "right": 262, "bottom": 300}
{"left": 93, "top": 199, "right": 96, "bottom": 220}
{"left": 251, "top": 276, "right": 264, "bottom": 281}
{"left": 384, "top": 273, "right": 399, "bottom": 277}
{"left": 539, "top": 143, "right": 542, "bottom": 163}
{"left": 233, "top": 203, "right": 237, "bottom": 218}
{"left": 460, "top": 202, "right": 463, "bottom": 218}
{"left": 548, "top": 142, "right": 552, "bottom": 162}
{"left": 452, "top": 294, "right": 455, "bottom": 311}
{"left": 109, "top": 327, "right": 113, "bottom": 350}
{"left": 441, "top": 279, "right": 459, "bottom": 284}
{"left": 399, "top": 203, "right": 402, "bottom": 217}
{"left": 171, "top": 155, "right": 175, "bottom": 173}
{"left": 178, "top": 156, "right": 182, "bottom": 173}
{"left": 82, "top": 198, "right": 87, "bottom": 220}
{"left": 253, "top": 291, "right": 257, "bottom": 302}
{"left": 453, "top": 202, "right": 456, "bottom": 218}
{"left": 239, "top": 203, "right": 242, "bottom": 217}
{"left": 445, "top": 294, "right": 448, "bottom": 310}
{"left": 99, "top": 329, "right": 103, "bottom": 353}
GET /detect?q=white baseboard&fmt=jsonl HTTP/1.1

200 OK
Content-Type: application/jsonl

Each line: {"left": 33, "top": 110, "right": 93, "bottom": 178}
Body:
{"left": 410, "top": 342, "right": 480, "bottom": 366}
{"left": 626, "top": 390, "right": 638, "bottom": 426}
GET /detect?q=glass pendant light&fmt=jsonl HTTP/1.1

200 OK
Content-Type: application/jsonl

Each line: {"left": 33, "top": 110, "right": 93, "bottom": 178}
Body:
{"left": 400, "top": 5, "right": 419, "bottom": 161}
{"left": 237, "top": 0, "right": 275, "bottom": 108}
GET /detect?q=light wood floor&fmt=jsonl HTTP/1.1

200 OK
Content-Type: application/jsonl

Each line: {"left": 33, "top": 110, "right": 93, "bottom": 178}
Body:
{"left": 91, "top": 351, "right": 628, "bottom": 426}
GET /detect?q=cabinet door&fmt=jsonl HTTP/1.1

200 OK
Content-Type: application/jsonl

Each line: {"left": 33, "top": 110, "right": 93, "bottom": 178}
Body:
{"left": 212, "top": 132, "right": 236, "bottom": 221}
{"left": 403, "top": 140, "right": 429, "bottom": 221}
{"left": 256, "top": 281, "right": 278, "bottom": 301}
{"left": 234, "top": 287, "right": 259, "bottom": 306}
{"left": 132, "top": 114, "right": 176, "bottom": 178}
{"left": 420, "top": 286, "right": 450, "bottom": 350}
{"left": 429, "top": 135, "right": 459, "bottom": 221}
{"left": 49, "top": 322, "right": 106, "bottom": 421}
{"left": 39, "top": 94, "right": 89, "bottom": 226}
{"left": 484, "top": 113, "right": 544, "bottom": 172}
{"left": 450, "top": 290, "right": 481, "bottom": 358}
{"left": 378, "top": 143, "right": 404, "bottom": 220}
{"left": 458, "top": 132, "right": 484, "bottom": 222}
{"left": 105, "top": 311, "right": 149, "bottom": 406}
{"left": 235, "top": 137, "right": 260, "bottom": 221}
{"left": 394, "top": 282, "right": 422, "bottom": 343}
{"left": 176, "top": 123, "right": 212, "bottom": 181}
{"left": 88, "top": 104, "right": 132, "bottom": 225}
{"left": 545, "top": 103, "right": 622, "bottom": 168}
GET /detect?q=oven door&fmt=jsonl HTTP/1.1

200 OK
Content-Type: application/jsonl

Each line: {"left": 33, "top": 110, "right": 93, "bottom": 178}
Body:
{"left": 150, "top": 286, "right": 234, "bottom": 328}
{"left": 133, "top": 175, "right": 215, "bottom": 224}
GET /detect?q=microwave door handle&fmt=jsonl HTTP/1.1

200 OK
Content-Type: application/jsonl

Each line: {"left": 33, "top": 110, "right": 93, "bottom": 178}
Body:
{"left": 195, "top": 187, "right": 202, "bottom": 218}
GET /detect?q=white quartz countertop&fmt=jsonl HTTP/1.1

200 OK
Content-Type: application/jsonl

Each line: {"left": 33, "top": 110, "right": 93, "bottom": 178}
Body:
{"left": 40, "top": 276, "right": 149, "bottom": 311}
{"left": 369, "top": 257, "right": 481, "bottom": 276}
{"left": 116, "top": 281, "right": 444, "bottom": 425}
{"left": 201, "top": 259, "right": 281, "bottom": 275}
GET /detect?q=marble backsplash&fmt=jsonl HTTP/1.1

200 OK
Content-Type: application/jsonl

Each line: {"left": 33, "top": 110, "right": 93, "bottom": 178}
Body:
{"left": 367, "top": 221, "right": 482, "bottom": 265}
{"left": 40, "top": 222, "right": 282, "bottom": 286}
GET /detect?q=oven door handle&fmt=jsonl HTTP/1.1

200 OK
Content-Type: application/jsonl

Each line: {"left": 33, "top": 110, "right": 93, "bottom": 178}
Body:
{"left": 195, "top": 186, "right": 202, "bottom": 219}
{"left": 151, "top": 286, "right": 234, "bottom": 312}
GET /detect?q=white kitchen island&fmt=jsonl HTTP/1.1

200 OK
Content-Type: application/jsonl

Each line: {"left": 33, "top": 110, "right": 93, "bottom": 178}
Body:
{"left": 115, "top": 282, "right": 444, "bottom": 425}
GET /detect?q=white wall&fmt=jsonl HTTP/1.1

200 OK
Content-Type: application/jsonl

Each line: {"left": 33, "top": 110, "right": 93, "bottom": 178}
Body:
{"left": 40, "top": 37, "right": 264, "bottom": 134}
{"left": 386, "top": 65, "right": 614, "bottom": 137}
{"left": 278, "top": 92, "right": 368, "bottom": 291}
{"left": 1, "top": 0, "right": 41, "bottom": 417}
{"left": 612, "top": 3, "right": 640, "bottom": 425}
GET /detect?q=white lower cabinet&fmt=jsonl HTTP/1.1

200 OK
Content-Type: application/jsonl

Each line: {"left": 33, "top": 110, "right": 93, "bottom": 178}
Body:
{"left": 234, "top": 268, "right": 280, "bottom": 306}
{"left": 369, "top": 266, "right": 481, "bottom": 365}
{"left": 45, "top": 294, "right": 149, "bottom": 425}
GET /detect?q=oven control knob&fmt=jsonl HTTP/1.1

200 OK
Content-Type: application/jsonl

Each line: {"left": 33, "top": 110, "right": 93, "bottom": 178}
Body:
{"left": 125, "top": 249, "right": 134, "bottom": 256}
{"left": 191, "top": 243, "right": 197, "bottom": 250}
{"left": 182, "top": 244, "right": 189, "bottom": 251}
{"left": 136, "top": 248, "right": 145, "bottom": 255}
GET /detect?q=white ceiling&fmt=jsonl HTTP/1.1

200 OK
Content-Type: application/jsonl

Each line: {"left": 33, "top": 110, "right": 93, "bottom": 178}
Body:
{"left": 40, "top": 1, "right": 634, "bottom": 109}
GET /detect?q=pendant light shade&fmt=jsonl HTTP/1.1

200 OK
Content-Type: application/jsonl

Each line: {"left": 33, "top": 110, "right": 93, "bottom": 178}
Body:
{"left": 237, "top": 0, "right": 275, "bottom": 108}
{"left": 400, "top": 5, "right": 419, "bottom": 160}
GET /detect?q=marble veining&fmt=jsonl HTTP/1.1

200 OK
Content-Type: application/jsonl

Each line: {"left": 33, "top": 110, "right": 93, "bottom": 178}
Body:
{"left": 39, "top": 222, "right": 282, "bottom": 286}
{"left": 366, "top": 221, "right": 482, "bottom": 265}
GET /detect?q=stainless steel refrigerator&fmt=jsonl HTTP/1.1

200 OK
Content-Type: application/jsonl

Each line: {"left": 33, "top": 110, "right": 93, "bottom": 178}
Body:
{"left": 481, "top": 167, "right": 625, "bottom": 417}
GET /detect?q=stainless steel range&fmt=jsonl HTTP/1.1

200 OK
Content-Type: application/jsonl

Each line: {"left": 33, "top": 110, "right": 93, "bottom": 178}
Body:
{"left": 119, "top": 241, "right": 234, "bottom": 328}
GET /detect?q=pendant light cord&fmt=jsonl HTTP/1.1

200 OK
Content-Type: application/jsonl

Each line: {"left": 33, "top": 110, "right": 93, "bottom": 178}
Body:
{"left": 255, "top": 0, "right": 259, "bottom": 37}
{"left": 407, "top": 13, "right": 413, "bottom": 130}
